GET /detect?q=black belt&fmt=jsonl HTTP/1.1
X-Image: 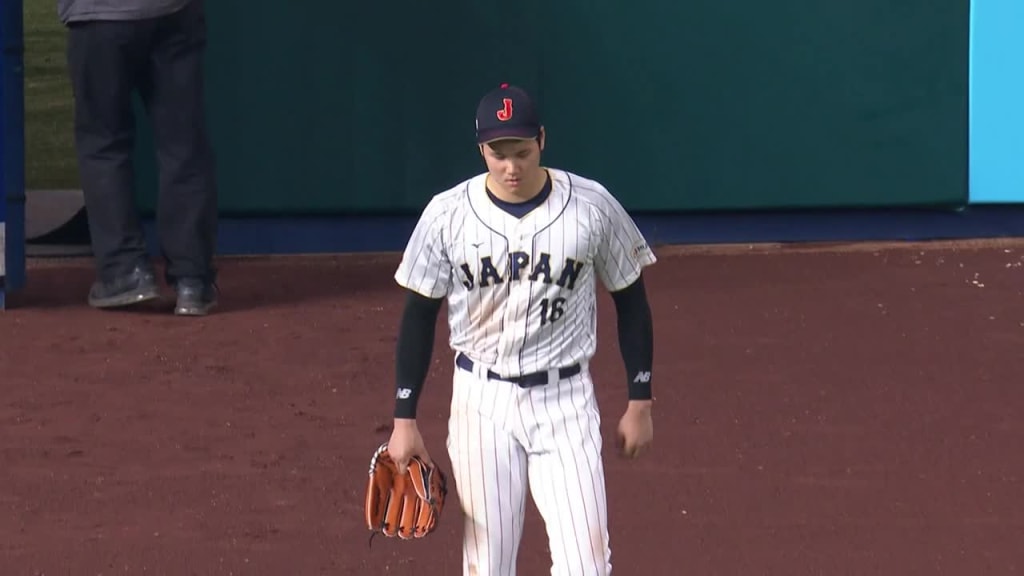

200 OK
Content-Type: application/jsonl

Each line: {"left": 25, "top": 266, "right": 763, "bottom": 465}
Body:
{"left": 456, "top": 353, "right": 581, "bottom": 388}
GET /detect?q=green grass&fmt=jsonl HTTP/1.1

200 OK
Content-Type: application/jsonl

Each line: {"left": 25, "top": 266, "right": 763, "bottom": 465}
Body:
{"left": 23, "top": 0, "right": 79, "bottom": 190}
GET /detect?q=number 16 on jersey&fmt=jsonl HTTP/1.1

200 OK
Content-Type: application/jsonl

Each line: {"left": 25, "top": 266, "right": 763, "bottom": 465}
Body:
{"left": 539, "top": 297, "right": 567, "bottom": 326}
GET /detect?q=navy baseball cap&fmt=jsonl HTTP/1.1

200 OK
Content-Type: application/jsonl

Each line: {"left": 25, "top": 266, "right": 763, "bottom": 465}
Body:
{"left": 475, "top": 83, "right": 542, "bottom": 144}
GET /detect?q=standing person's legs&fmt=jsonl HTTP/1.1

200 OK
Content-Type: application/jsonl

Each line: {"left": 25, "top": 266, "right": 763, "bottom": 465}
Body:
{"left": 141, "top": 0, "right": 219, "bottom": 315}
{"left": 66, "top": 19, "right": 159, "bottom": 308}
{"left": 447, "top": 362, "right": 530, "bottom": 575}
{"left": 524, "top": 370, "right": 613, "bottom": 576}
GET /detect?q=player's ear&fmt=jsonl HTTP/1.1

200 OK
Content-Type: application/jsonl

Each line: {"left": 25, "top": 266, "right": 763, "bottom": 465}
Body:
{"left": 537, "top": 126, "right": 546, "bottom": 151}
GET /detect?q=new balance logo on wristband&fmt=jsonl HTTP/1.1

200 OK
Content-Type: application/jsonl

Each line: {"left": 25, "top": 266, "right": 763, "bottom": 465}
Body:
{"left": 633, "top": 371, "right": 651, "bottom": 384}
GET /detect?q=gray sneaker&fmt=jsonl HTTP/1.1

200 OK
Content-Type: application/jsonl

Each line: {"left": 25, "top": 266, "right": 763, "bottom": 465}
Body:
{"left": 88, "top": 264, "right": 161, "bottom": 309}
{"left": 174, "top": 277, "right": 219, "bottom": 316}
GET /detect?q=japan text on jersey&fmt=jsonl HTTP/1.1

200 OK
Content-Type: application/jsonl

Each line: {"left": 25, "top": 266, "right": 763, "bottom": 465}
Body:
{"left": 395, "top": 168, "right": 657, "bottom": 377}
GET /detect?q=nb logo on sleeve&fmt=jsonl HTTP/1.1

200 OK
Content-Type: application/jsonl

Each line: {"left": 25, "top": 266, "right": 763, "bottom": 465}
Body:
{"left": 633, "top": 371, "right": 651, "bottom": 384}
{"left": 396, "top": 388, "right": 413, "bottom": 399}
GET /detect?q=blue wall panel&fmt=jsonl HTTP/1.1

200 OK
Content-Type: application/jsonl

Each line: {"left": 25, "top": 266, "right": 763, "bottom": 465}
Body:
{"left": 969, "top": 0, "right": 1024, "bottom": 203}
{"left": 1, "top": 0, "right": 26, "bottom": 306}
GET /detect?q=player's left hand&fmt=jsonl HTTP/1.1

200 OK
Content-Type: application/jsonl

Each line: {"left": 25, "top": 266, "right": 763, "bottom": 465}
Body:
{"left": 616, "top": 400, "right": 654, "bottom": 459}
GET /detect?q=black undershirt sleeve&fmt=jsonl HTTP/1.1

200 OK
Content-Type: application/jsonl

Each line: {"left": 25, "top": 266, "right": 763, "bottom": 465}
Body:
{"left": 393, "top": 289, "right": 445, "bottom": 419}
{"left": 609, "top": 273, "right": 655, "bottom": 400}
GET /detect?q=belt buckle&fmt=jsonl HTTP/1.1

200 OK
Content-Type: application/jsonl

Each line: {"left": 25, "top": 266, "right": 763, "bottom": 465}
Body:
{"left": 546, "top": 368, "right": 562, "bottom": 386}
{"left": 487, "top": 369, "right": 533, "bottom": 387}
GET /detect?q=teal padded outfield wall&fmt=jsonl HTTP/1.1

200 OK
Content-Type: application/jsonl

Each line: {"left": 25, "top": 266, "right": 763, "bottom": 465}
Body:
{"left": 132, "top": 0, "right": 970, "bottom": 216}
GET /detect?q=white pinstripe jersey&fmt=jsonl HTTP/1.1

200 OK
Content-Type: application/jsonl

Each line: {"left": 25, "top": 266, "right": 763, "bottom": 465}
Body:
{"left": 394, "top": 168, "right": 657, "bottom": 377}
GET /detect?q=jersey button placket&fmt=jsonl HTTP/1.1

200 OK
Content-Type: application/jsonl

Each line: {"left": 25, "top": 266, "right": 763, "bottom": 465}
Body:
{"left": 497, "top": 229, "right": 531, "bottom": 376}
{"left": 492, "top": 240, "right": 516, "bottom": 375}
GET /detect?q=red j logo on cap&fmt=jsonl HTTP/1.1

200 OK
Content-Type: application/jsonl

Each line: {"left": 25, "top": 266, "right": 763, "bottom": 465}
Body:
{"left": 496, "top": 98, "right": 513, "bottom": 122}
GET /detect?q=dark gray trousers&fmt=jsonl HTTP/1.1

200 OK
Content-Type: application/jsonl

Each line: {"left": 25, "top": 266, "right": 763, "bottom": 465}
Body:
{"left": 66, "top": 0, "right": 217, "bottom": 284}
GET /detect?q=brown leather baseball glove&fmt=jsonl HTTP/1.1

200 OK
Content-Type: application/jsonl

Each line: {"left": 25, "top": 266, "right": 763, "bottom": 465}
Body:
{"left": 364, "top": 442, "right": 448, "bottom": 540}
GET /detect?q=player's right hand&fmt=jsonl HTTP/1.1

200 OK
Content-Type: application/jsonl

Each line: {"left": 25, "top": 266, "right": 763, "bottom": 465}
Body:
{"left": 387, "top": 418, "right": 432, "bottom": 475}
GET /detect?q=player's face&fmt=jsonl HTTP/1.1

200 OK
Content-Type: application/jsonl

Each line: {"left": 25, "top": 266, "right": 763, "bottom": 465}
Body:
{"left": 480, "top": 131, "right": 546, "bottom": 193}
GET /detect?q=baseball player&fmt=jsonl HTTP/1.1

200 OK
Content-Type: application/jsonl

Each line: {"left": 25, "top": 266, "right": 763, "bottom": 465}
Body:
{"left": 386, "top": 83, "right": 657, "bottom": 575}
